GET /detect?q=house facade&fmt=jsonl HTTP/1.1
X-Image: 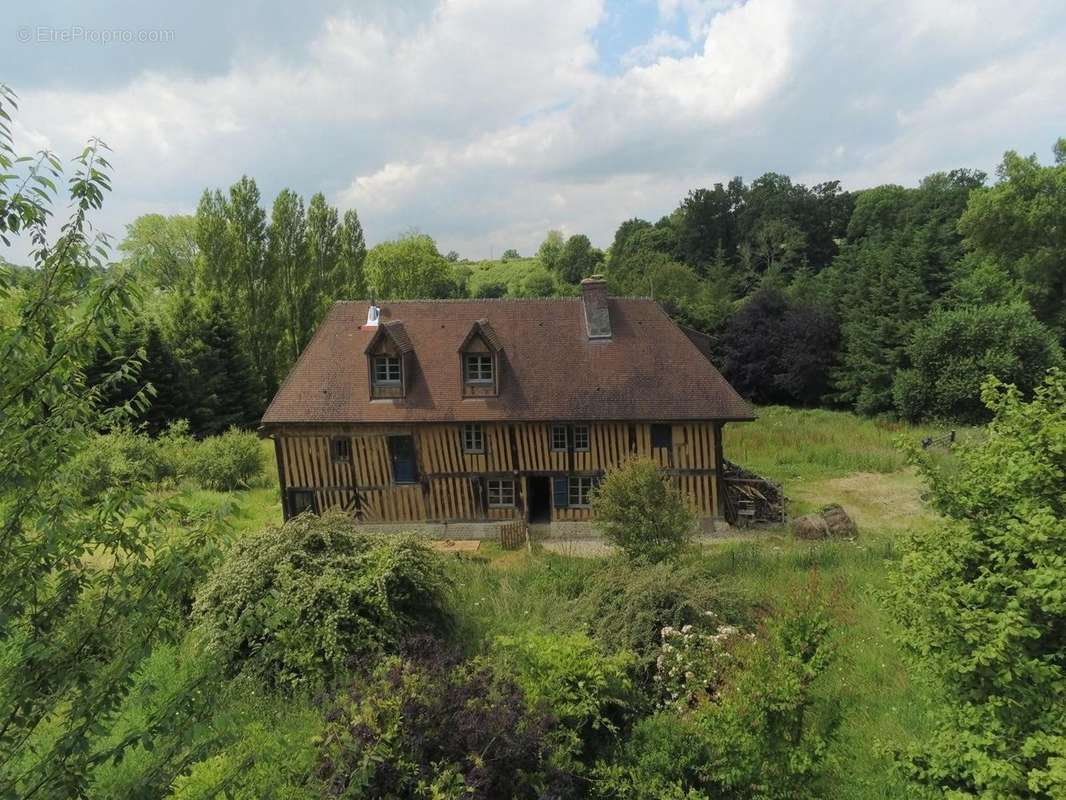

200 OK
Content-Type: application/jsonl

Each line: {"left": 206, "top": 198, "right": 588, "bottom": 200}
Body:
{"left": 260, "top": 277, "right": 754, "bottom": 533}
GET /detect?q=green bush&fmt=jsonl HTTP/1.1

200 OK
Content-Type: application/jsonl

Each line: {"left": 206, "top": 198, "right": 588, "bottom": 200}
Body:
{"left": 315, "top": 637, "right": 569, "bottom": 799}
{"left": 193, "top": 513, "right": 450, "bottom": 691}
{"left": 888, "top": 371, "right": 1066, "bottom": 797}
{"left": 491, "top": 631, "right": 637, "bottom": 769}
{"left": 183, "top": 426, "right": 265, "bottom": 491}
{"left": 893, "top": 301, "right": 1063, "bottom": 422}
{"left": 64, "top": 425, "right": 175, "bottom": 499}
{"left": 576, "top": 560, "right": 748, "bottom": 688}
{"left": 591, "top": 458, "right": 697, "bottom": 563}
{"left": 593, "top": 591, "right": 839, "bottom": 799}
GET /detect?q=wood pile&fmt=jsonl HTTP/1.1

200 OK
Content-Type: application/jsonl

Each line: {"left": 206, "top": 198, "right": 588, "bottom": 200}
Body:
{"left": 791, "top": 504, "right": 858, "bottom": 540}
{"left": 723, "top": 460, "right": 786, "bottom": 525}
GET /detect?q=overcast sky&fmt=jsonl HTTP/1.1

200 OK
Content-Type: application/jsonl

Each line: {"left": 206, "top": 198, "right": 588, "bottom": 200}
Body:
{"left": 2, "top": 0, "right": 1065, "bottom": 264}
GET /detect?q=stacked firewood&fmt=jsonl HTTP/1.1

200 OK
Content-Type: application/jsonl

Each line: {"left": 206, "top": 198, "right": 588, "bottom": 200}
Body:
{"left": 722, "top": 460, "right": 786, "bottom": 525}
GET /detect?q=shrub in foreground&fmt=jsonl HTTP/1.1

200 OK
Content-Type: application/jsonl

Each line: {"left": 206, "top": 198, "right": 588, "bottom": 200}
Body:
{"left": 575, "top": 560, "right": 748, "bottom": 688}
{"left": 193, "top": 513, "right": 450, "bottom": 691}
{"left": 492, "top": 631, "right": 638, "bottom": 771}
{"left": 591, "top": 458, "right": 696, "bottom": 563}
{"left": 316, "top": 637, "right": 568, "bottom": 799}
{"left": 594, "top": 590, "right": 839, "bottom": 799}
{"left": 889, "top": 371, "right": 1066, "bottom": 797}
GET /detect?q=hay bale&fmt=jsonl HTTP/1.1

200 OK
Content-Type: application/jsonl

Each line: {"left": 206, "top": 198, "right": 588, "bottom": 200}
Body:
{"left": 791, "top": 504, "right": 857, "bottom": 540}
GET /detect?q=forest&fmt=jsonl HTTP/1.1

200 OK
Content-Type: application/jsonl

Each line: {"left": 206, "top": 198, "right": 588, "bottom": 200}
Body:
{"left": 2, "top": 81, "right": 1066, "bottom": 800}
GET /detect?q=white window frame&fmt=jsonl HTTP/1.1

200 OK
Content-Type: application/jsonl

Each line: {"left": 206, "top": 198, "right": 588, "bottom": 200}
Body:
{"left": 464, "top": 354, "right": 494, "bottom": 384}
{"left": 551, "top": 425, "right": 568, "bottom": 451}
{"left": 487, "top": 478, "right": 515, "bottom": 507}
{"left": 573, "top": 425, "right": 590, "bottom": 452}
{"left": 373, "top": 355, "right": 401, "bottom": 384}
{"left": 569, "top": 476, "right": 595, "bottom": 507}
{"left": 461, "top": 424, "right": 485, "bottom": 454}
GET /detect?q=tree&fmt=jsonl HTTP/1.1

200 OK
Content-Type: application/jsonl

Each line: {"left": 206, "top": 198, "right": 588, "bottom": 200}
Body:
{"left": 307, "top": 191, "right": 340, "bottom": 314}
{"left": 268, "top": 187, "right": 311, "bottom": 362}
{"left": 720, "top": 289, "right": 839, "bottom": 406}
{"left": 591, "top": 459, "right": 696, "bottom": 563}
{"left": 556, "top": 234, "right": 603, "bottom": 284}
{"left": 501, "top": 248, "right": 520, "bottom": 261}
{"left": 893, "top": 302, "right": 1062, "bottom": 422}
{"left": 0, "top": 86, "right": 219, "bottom": 796}
{"left": 889, "top": 371, "right": 1066, "bottom": 797}
{"left": 474, "top": 281, "right": 507, "bottom": 299}
{"left": 190, "top": 297, "right": 261, "bottom": 434}
{"left": 518, "top": 271, "right": 557, "bottom": 298}
{"left": 338, "top": 208, "right": 367, "bottom": 298}
{"left": 196, "top": 176, "right": 280, "bottom": 406}
{"left": 268, "top": 189, "right": 309, "bottom": 364}
{"left": 364, "top": 233, "right": 452, "bottom": 299}
{"left": 537, "top": 230, "right": 565, "bottom": 271}
{"left": 139, "top": 323, "right": 192, "bottom": 435}
{"left": 959, "top": 142, "right": 1066, "bottom": 340}
{"left": 119, "top": 213, "right": 198, "bottom": 290}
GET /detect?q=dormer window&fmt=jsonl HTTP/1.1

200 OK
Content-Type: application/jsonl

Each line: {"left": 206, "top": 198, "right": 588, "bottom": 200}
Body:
{"left": 365, "top": 319, "right": 413, "bottom": 400}
{"left": 464, "top": 354, "right": 493, "bottom": 384}
{"left": 459, "top": 319, "right": 503, "bottom": 398}
{"left": 373, "top": 356, "right": 401, "bottom": 385}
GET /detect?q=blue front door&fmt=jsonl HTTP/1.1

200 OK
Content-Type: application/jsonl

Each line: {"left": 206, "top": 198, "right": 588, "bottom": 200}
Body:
{"left": 388, "top": 435, "right": 418, "bottom": 484}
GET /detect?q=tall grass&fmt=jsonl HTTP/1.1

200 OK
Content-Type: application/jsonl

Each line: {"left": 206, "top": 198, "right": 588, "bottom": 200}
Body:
{"left": 724, "top": 406, "right": 942, "bottom": 482}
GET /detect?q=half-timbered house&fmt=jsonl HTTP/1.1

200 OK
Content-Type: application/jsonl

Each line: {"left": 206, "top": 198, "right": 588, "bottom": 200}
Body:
{"left": 260, "top": 276, "right": 754, "bottom": 533}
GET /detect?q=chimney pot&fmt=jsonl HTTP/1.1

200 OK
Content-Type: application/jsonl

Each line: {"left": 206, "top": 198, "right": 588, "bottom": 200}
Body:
{"left": 580, "top": 274, "right": 611, "bottom": 339}
{"left": 366, "top": 304, "right": 381, "bottom": 327}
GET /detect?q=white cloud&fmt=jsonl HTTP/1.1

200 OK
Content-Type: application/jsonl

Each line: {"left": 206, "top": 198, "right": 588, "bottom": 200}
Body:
{"left": 2, "top": 0, "right": 1065, "bottom": 264}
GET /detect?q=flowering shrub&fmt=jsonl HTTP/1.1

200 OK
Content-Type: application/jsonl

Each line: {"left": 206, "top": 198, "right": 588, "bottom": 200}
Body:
{"left": 654, "top": 614, "right": 754, "bottom": 711}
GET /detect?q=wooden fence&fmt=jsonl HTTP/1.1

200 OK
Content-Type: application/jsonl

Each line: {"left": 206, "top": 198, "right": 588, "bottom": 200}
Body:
{"left": 499, "top": 520, "right": 529, "bottom": 550}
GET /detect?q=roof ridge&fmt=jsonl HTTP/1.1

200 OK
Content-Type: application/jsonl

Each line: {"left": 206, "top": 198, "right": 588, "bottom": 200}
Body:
{"left": 331, "top": 296, "right": 656, "bottom": 305}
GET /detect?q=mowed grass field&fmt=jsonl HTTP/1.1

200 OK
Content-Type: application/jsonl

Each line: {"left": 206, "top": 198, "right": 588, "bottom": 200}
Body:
{"left": 186, "top": 407, "right": 950, "bottom": 799}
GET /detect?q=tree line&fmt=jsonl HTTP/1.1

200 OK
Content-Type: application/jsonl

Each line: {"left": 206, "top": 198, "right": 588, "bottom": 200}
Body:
{"left": 62, "top": 138, "right": 1066, "bottom": 433}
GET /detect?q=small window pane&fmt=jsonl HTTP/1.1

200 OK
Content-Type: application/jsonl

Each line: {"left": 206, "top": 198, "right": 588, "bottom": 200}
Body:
{"left": 464, "top": 354, "right": 493, "bottom": 383}
{"left": 289, "top": 489, "right": 316, "bottom": 516}
{"left": 331, "top": 437, "right": 352, "bottom": 463}
{"left": 651, "top": 424, "right": 673, "bottom": 450}
{"left": 487, "top": 479, "right": 515, "bottom": 507}
{"left": 551, "top": 425, "right": 568, "bottom": 451}
{"left": 573, "top": 425, "right": 590, "bottom": 452}
{"left": 374, "top": 356, "right": 401, "bottom": 384}
{"left": 568, "top": 476, "right": 594, "bottom": 507}
{"left": 461, "top": 424, "right": 484, "bottom": 453}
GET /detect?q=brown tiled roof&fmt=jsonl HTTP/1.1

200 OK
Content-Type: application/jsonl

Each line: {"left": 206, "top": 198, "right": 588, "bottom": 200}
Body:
{"left": 261, "top": 298, "right": 755, "bottom": 426}
{"left": 364, "top": 320, "right": 413, "bottom": 354}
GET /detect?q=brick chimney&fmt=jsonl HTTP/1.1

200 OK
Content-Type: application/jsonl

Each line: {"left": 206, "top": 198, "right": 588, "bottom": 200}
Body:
{"left": 581, "top": 274, "right": 611, "bottom": 339}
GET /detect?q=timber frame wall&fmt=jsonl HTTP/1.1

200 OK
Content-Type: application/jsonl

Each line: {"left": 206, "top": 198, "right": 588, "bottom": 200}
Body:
{"left": 268, "top": 421, "right": 726, "bottom": 524}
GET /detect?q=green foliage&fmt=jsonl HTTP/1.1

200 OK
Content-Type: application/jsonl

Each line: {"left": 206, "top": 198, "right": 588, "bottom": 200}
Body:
{"left": 594, "top": 589, "right": 839, "bottom": 800}
{"left": 0, "top": 86, "right": 224, "bottom": 796}
{"left": 364, "top": 232, "right": 455, "bottom": 299}
{"left": 193, "top": 512, "right": 450, "bottom": 690}
{"left": 492, "top": 632, "right": 637, "bottom": 768}
{"left": 537, "top": 229, "right": 565, "bottom": 271}
{"left": 591, "top": 458, "right": 696, "bottom": 563}
{"left": 556, "top": 233, "right": 604, "bottom": 283}
{"left": 959, "top": 143, "right": 1066, "bottom": 338}
{"left": 501, "top": 247, "right": 521, "bottom": 260}
{"left": 893, "top": 301, "right": 1063, "bottom": 422}
{"left": 888, "top": 371, "right": 1066, "bottom": 797}
{"left": 315, "top": 638, "right": 566, "bottom": 799}
{"left": 120, "top": 213, "right": 199, "bottom": 290}
{"left": 575, "top": 559, "right": 746, "bottom": 686}
{"left": 64, "top": 423, "right": 266, "bottom": 499}
{"left": 183, "top": 426, "right": 266, "bottom": 491}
